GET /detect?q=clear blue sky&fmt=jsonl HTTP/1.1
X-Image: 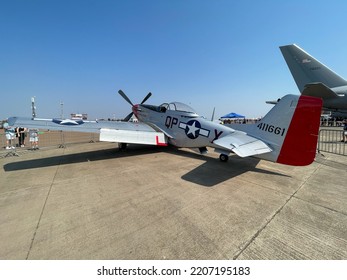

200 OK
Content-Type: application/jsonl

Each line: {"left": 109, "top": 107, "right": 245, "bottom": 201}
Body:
{"left": 1, "top": 0, "right": 347, "bottom": 120}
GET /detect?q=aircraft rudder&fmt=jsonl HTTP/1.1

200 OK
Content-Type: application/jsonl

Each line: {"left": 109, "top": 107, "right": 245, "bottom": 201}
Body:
{"left": 276, "top": 95, "right": 323, "bottom": 166}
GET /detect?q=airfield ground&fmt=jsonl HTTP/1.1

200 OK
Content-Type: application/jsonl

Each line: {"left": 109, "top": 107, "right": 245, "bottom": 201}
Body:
{"left": 0, "top": 138, "right": 346, "bottom": 259}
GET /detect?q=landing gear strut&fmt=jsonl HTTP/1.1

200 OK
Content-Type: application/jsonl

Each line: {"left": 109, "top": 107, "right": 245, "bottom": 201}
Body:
{"left": 219, "top": 154, "right": 229, "bottom": 162}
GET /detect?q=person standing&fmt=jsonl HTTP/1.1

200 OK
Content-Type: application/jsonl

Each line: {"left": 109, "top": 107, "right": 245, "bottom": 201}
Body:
{"left": 17, "top": 127, "right": 27, "bottom": 147}
{"left": 3, "top": 121, "right": 16, "bottom": 149}
{"left": 29, "top": 128, "right": 39, "bottom": 150}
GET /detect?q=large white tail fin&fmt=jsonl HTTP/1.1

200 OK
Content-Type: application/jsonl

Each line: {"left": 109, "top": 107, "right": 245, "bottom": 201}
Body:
{"left": 242, "top": 94, "right": 322, "bottom": 166}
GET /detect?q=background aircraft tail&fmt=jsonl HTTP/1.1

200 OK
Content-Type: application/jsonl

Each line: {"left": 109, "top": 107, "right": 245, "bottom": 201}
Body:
{"left": 235, "top": 94, "right": 322, "bottom": 166}
{"left": 280, "top": 44, "right": 347, "bottom": 92}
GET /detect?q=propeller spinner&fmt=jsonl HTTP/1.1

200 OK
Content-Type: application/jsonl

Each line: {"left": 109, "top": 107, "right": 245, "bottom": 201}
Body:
{"left": 118, "top": 90, "right": 152, "bottom": 121}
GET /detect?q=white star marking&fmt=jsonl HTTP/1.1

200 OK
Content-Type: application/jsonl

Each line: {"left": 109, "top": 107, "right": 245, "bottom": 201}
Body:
{"left": 187, "top": 121, "right": 200, "bottom": 136}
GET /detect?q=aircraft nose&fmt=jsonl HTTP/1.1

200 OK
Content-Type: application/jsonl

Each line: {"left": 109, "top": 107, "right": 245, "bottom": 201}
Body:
{"left": 132, "top": 104, "right": 140, "bottom": 117}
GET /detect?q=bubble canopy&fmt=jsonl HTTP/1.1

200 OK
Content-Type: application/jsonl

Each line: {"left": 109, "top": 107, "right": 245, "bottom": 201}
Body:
{"left": 141, "top": 102, "right": 198, "bottom": 115}
{"left": 166, "top": 102, "right": 196, "bottom": 113}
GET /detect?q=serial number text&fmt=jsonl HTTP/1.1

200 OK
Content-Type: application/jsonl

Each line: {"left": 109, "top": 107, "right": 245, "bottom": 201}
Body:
{"left": 190, "top": 266, "right": 250, "bottom": 276}
{"left": 257, "top": 122, "right": 286, "bottom": 136}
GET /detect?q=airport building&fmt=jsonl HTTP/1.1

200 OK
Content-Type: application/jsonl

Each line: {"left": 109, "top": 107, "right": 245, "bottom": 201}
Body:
{"left": 70, "top": 113, "right": 88, "bottom": 120}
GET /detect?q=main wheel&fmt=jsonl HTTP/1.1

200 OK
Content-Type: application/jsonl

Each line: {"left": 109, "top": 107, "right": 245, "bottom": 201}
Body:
{"left": 118, "top": 143, "right": 127, "bottom": 151}
{"left": 219, "top": 154, "right": 229, "bottom": 162}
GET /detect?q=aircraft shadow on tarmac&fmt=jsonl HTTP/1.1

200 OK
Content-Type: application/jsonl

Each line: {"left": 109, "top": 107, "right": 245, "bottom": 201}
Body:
{"left": 2, "top": 145, "right": 164, "bottom": 172}
{"left": 314, "top": 154, "right": 347, "bottom": 171}
{"left": 170, "top": 149, "right": 289, "bottom": 187}
{"left": 3, "top": 145, "right": 289, "bottom": 187}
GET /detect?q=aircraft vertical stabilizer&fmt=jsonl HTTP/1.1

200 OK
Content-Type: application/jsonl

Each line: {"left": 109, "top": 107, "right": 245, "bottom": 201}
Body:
{"left": 236, "top": 95, "right": 322, "bottom": 166}
{"left": 280, "top": 44, "right": 347, "bottom": 92}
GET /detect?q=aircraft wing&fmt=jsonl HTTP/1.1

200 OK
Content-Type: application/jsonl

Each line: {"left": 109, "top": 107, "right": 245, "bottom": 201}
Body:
{"left": 302, "top": 83, "right": 343, "bottom": 99}
{"left": 213, "top": 131, "right": 272, "bottom": 157}
{"left": 7, "top": 117, "right": 168, "bottom": 146}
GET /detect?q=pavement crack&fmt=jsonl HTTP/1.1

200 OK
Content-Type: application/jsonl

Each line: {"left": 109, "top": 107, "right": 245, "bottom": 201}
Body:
{"left": 25, "top": 151, "right": 64, "bottom": 260}
{"left": 232, "top": 162, "right": 323, "bottom": 260}
{"left": 294, "top": 196, "right": 347, "bottom": 216}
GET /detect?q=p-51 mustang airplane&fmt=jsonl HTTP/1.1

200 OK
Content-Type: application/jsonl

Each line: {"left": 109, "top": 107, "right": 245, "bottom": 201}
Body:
{"left": 8, "top": 90, "right": 322, "bottom": 166}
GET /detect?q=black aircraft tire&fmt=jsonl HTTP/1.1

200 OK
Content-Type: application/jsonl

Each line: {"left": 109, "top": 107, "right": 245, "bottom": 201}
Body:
{"left": 118, "top": 143, "right": 127, "bottom": 151}
{"left": 219, "top": 154, "right": 229, "bottom": 162}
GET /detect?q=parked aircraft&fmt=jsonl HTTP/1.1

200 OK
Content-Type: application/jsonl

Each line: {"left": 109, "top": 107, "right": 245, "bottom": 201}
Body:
{"left": 8, "top": 90, "right": 322, "bottom": 166}
{"left": 280, "top": 44, "right": 347, "bottom": 115}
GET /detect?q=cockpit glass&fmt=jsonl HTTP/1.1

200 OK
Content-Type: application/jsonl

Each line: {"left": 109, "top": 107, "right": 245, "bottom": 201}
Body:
{"left": 168, "top": 102, "right": 196, "bottom": 114}
{"left": 143, "top": 102, "right": 197, "bottom": 115}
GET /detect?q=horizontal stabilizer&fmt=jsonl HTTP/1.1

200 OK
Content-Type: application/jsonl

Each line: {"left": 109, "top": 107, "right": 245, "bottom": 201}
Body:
{"left": 302, "top": 83, "right": 341, "bottom": 99}
{"left": 214, "top": 132, "right": 272, "bottom": 157}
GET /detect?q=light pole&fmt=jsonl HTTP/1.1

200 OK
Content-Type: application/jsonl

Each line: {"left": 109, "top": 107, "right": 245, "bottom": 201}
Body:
{"left": 60, "top": 101, "right": 64, "bottom": 119}
{"left": 31, "top": 96, "right": 36, "bottom": 119}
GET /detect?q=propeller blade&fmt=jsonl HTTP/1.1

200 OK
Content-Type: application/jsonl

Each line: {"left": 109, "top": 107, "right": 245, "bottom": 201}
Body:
{"left": 118, "top": 90, "right": 152, "bottom": 121}
{"left": 118, "top": 90, "right": 134, "bottom": 106}
{"left": 140, "top": 92, "right": 152, "bottom": 104}
{"left": 123, "top": 112, "right": 133, "bottom": 122}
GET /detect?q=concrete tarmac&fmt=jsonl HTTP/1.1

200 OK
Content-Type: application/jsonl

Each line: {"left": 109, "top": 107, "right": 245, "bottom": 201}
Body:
{"left": 0, "top": 142, "right": 346, "bottom": 259}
